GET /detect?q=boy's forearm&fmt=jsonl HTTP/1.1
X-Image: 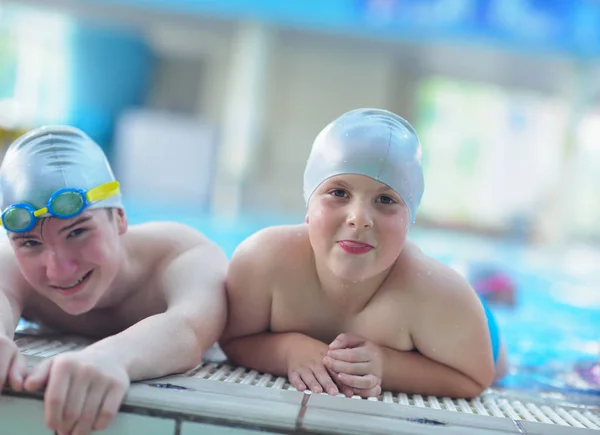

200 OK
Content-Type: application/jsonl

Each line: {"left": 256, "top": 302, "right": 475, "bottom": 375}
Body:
{"left": 220, "top": 332, "right": 311, "bottom": 377}
{"left": 85, "top": 312, "right": 215, "bottom": 381}
{"left": 381, "top": 348, "right": 488, "bottom": 398}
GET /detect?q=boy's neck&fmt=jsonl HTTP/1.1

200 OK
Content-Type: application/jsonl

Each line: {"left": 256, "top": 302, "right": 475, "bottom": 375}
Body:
{"left": 315, "top": 260, "right": 392, "bottom": 315}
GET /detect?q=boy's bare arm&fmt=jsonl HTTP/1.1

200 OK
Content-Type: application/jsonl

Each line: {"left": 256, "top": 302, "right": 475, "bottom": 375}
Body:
{"left": 219, "top": 228, "right": 324, "bottom": 376}
{"left": 378, "top": 346, "right": 489, "bottom": 398}
{"left": 22, "top": 231, "right": 229, "bottom": 433}
{"left": 402, "top": 262, "right": 495, "bottom": 397}
{"left": 0, "top": 247, "right": 29, "bottom": 337}
{"left": 84, "top": 238, "right": 229, "bottom": 380}
{"left": 0, "top": 250, "right": 31, "bottom": 392}
{"left": 219, "top": 229, "right": 285, "bottom": 372}
{"left": 323, "top": 331, "right": 488, "bottom": 398}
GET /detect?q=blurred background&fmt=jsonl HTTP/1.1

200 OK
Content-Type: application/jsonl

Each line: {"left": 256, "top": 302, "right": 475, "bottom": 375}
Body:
{"left": 0, "top": 0, "right": 598, "bottom": 398}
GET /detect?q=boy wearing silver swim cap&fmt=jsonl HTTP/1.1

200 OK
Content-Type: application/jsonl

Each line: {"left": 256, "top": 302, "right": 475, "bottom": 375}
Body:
{"left": 221, "top": 108, "right": 506, "bottom": 398}
{"left": 0, "top": 126, "right": 228, "bottom": 434}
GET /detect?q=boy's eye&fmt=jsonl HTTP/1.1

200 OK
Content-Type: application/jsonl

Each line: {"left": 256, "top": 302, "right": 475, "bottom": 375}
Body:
{"left": 377, "top": 195, "right": 397, "bottom": 205}
{"left": 22, "top": 240, "right": 41, "bottom": 248}
{"left": 330, "top": 189, "right": 348, "bottom": 198}
{"left": 68, "top": 228, "right": 87, "bottom": 238}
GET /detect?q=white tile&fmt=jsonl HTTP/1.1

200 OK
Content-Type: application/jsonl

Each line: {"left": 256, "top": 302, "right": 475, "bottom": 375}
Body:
{"left": 307, "top": 393, "right": 521, "bottom": 433}
{"left": 0, "top": 395, "right": 53, "bottom": 434}
{"left": 140, "top": 375, "right": 304, "bottom": 405}
{"left": 181, "top": 421, "right": 274, "bottom": 435}
{"left": 302, "top": 408, "right": 516, "bottom": 435}
{"left": 124, "top": 384, "right": 300, "bottom": 431}
{"left": 98, "top": 412, "right": 176, "bottom": 435}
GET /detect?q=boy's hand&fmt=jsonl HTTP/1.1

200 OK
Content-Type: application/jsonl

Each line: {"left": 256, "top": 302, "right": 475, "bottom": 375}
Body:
{"left": 0, "top": 334, "right": 28, "bottom": 393}
{"left": 23, "top": 350, "right": 130, "bottom": 435}
{"left": 323, "top": 333, "right": 383, "bottom": 398}
{"left": 286, "top": 336, "right": 342, "bottom": 396}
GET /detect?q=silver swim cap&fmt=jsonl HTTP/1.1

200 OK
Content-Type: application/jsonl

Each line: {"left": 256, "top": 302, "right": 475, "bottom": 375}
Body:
{"left": 303, "top": 108, "right": 424, "bottom": 223}
{"left": 0, "top": 125, "right": 123, "bottom": 214}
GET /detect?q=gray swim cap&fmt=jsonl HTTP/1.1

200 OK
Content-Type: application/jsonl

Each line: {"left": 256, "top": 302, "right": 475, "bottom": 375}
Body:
{"left": 303, "top": 108, "right": 424, "bottom": 223}
{"left": 0, "top": 125, "right": 123, "bottom": 214}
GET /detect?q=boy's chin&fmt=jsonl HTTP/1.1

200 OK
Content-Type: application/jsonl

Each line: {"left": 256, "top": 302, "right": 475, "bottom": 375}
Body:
{"left": 58, "top": 300, "right": 95, "bottom": 316}
{"left": 54, "top": 291, "right": 101, "bottom": 316}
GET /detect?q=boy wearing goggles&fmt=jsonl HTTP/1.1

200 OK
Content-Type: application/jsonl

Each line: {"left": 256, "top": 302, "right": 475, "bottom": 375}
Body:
{"left": 220, "top": 109, "right": 507, "bottom": 399}
{"left": 0, "top": 126, "right": 228, "bottom": 434}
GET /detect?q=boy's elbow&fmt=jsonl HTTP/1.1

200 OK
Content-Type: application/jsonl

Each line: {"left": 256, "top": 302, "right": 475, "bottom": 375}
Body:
{"left": 179, "top": 314, "right": 224, "bottom": 367}
{"left": 458, "top": 382, "right": 487, "bottom": 399}
{"left": 182, "top": 329, "right": 208, "bottom": 371}
{"left": 217, "top": 328, "right": 238, "bottom": 353}
{"left": 482, "top": 359, "right": 496, "bottom": 388}
{"left": 168, "top": 339, "right": 204, "bottom": 374}
{"left": 218, "top": 337, "right": 232, "bottom": 354}
{"left": 218, "top": 332, "right": 242, "bottom": 353}
{"left": 462, "top": 367, "right": 494, "bottom": 399}
{"left": 446, "top": 377, "right": 487, "bottom": 399}
{"left": 218, "top": 337, "right": 246, "bottom": 366}
{"left": 218, "top": 331, "right": 263, "bottom": 367}
{"left": 448, "top": 362, "right": 494, "bottom": 399}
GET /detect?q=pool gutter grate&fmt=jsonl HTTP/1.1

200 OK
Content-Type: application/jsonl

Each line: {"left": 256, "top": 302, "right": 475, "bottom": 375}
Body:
{"left": 15, "top": 335, "right": 600, "bottom": 432}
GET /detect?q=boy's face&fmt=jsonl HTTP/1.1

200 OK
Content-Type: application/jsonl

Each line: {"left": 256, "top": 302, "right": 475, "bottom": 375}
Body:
{"left": 306, "top": 174, "right": 410, "bottom": 282}
{"left": 9, "top": 208, "right": 128, "bottom": 315}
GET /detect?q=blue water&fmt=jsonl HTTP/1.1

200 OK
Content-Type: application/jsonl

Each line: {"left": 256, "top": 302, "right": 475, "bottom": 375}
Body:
{"left": 126, "top": 203, "right": 600, "bottom": 395}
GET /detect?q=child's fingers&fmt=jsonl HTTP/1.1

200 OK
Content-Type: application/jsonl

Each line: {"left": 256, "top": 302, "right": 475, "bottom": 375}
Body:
{"left": 298, "top": 369, "right": 323, "bottom": 394}
{"left": 327, "top": 347, "right": 370, "bottom": 363}
{"left": 8, "top": 353, "right": 28, "bottom": 391}
{"left": 336, "top": 373, "right": 380, "bottom": 391}
{"left": 313, "top": 365, "right": 339, "bottom": 396}
{"left": 352, "top": 384, "right": 382, "bottom": 398}
{"left": 23, "top": 359, "right": 53, "bottom": 391}
{"left": 323, "top": 356, "right": 369, "bottom": 375}
{"left": 329, "top": 333, "right": 366, "bottom": 350}
{"left": 340, "top": 385, "right": 354, "bottom": 398}
{"left": 288, "top": 371, "right": 307, "bottom": 392}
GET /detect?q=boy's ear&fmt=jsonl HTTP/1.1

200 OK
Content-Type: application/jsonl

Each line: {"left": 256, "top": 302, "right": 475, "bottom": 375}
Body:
{"left": 115, "top": 208, "right": 128, "bottom": 235}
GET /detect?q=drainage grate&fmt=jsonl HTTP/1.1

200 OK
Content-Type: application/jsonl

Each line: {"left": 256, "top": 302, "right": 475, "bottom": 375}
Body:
{"left": 185, "top": 362, "right": 600, "bottom": 430}
{"left": 17, "top": 335, "right": 600, "bottom": 431}
{"left": 16, "top": 335, "right": 90, "bottom": 359}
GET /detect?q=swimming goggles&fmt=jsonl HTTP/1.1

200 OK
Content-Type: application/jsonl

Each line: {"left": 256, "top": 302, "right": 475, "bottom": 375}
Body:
{"left": 0, "top": 181, "right": 120, "bottom": 233}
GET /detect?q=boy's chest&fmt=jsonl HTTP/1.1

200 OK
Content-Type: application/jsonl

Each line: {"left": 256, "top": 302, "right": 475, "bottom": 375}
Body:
{"left": 270, "top": 287, "right": 414, "bottom": 351}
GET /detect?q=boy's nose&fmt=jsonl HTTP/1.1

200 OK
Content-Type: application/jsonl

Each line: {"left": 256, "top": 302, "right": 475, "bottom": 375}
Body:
{"left": 346, "top": 203, "right": 373, "bottom": 229}
{"left": 45, "top": 250, "right": 78, "bottom": 284}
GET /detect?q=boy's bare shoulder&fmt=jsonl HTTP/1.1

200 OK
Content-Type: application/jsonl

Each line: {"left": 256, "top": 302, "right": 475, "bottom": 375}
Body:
{"left": 230, "top": 224, "right": 311, "bottom": 279}
{"left": 129, "top": 221, "right": 218, "bottom": 252}
{"left": 395, "top": 239, "right": 476, "bottom": 303}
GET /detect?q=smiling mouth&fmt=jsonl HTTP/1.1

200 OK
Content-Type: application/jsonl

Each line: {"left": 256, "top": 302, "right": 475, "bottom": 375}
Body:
{"left": 51, "top": 270, "right": 93, "bottom": 290}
